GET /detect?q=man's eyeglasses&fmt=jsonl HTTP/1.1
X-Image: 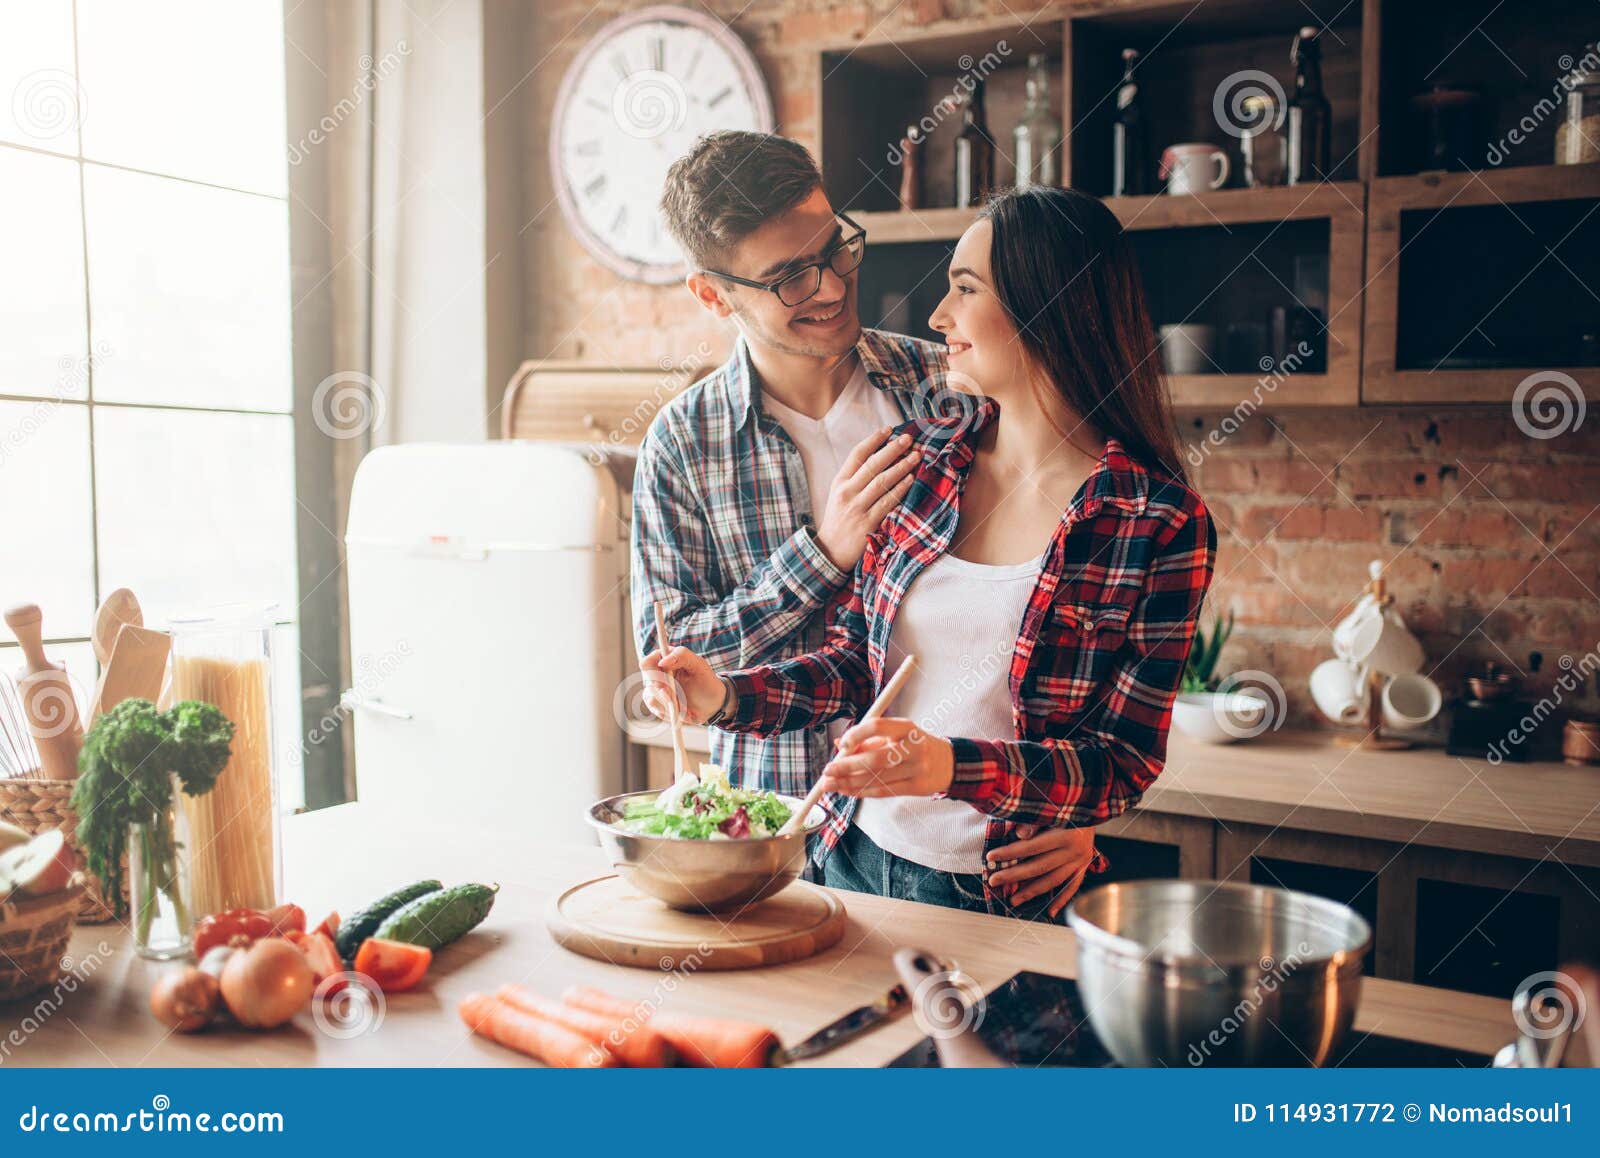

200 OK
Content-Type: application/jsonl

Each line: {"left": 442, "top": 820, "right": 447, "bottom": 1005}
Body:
{"left": 703, "top": 214, "right": 867, "bottom": 308}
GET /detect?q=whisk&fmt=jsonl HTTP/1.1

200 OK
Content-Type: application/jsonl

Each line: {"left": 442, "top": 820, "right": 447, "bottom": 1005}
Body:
{"left": 0, "top": 672, "right": 42, "bottom": 778}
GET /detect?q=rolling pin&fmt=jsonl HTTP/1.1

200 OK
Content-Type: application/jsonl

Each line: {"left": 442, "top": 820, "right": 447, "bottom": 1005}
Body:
{"left": 4, "top": 604, "right": 85, "bottom": 780}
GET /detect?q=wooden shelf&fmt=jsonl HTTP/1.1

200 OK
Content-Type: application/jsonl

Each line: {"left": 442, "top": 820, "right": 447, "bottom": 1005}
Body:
{"left": 852, "top": 205, "right": 976, "bottom": 243}
{"left": 1168, "top": 373, "right": 1340, "bottom": 409}
{"left": 1362, "top": 162, "right": 1600, "bottom": 404}
{"left": 1105, "top": 181, "right": 1364, "bottom": 230}
{"left": 815, "top": 0, "right": 1592, "bottom": 408}
{"left": 852, "top": 182, "right": 1367, "bottom": 243}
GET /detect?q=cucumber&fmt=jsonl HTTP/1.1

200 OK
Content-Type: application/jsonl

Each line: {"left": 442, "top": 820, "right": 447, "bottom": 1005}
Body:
{"left": 374, "top": 882, "right": 499, "bottom": 950}
{"left": 336, "top": 879, "right": 443, "bottom": 962}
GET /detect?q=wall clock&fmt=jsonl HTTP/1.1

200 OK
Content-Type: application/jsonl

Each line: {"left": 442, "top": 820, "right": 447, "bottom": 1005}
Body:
{"left": 550, "top": 5, "right": 775, "bottom": 284}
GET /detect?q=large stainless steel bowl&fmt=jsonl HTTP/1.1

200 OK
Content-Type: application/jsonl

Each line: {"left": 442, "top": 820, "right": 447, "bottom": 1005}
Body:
{"left": 1066, "top": 880, "right": 1372, "bottom": 1067}
{"left": 587, "top": 790, "right": 827, "bottom": 912}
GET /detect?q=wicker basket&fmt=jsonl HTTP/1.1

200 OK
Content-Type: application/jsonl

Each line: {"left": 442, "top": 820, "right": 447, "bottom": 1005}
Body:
{"left": 0, "top": 778, "right": 119, "bottom": 923}
{"left": 0, "top": 882, "right": 84, "bottom": 1003}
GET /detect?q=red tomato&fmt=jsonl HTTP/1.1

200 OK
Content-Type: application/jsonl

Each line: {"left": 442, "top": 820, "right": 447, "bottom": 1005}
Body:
{"left": 192, "top": 908, "right": 273, "bottom": 958}
{"left": 295, "top": 931, "right": 348, "bottom": 995}
{"left": 312, "top": 911, "right": 340, "bottom": 941}
{"left": 266, "top": 902, "right": 306, "bottom": 935}
{"left": 352, "top": 938, "right": 431, "bottom": 993}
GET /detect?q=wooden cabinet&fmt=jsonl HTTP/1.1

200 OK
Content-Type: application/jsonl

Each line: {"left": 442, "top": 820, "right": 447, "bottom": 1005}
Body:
{"left": 812, "top": 0, "right": 1600, "bottom": 408}
{"left": 1362, "top": 165, "right": 1600, "bottom": 404}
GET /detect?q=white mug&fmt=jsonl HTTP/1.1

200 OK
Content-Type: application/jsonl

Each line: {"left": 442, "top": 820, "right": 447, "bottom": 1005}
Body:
{"left": 1382, "top": 672, "right": 1443, "bottom": 732}
{"left": 1161, "top": 143, "right": 1230, "bottom": 195}
{"left": 1310, "top": 658, "right": 1367, "bottom": 724}
{"left": 1344, "top": 606, "right": 1425, "bottom": 675}
{"left": 1158, "top": 324, "right": 1219, "bottom": 375}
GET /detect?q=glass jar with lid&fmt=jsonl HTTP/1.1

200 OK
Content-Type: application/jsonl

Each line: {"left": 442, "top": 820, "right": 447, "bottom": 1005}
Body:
{"left": 1239, "top": 93, "right": 1287, "bottom": 187}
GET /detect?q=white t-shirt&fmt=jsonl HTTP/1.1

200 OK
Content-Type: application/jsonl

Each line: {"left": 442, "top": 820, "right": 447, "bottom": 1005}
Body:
{"left": 854, "top": 551, "right": 1043, "bottom": 872}
{"left": 761, "top": 363, "right": 903, "bottom": 749}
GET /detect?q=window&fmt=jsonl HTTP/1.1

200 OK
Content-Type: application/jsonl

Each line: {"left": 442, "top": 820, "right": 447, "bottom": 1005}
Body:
{"left": 1, "top": 0, "right": 306, "bottom": 809}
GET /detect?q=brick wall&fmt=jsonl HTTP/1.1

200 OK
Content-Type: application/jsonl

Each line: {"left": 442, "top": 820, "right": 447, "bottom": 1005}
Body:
{"left": 520, "top": 0, "right": 1600, "bottom": 733}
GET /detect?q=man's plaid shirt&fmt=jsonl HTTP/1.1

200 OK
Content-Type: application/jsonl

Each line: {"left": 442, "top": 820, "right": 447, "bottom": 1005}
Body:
{"left": 629, "top": 327, "right": 949, "bottom": 798}
{"left": 717, "top": 399, "right": 1218, "bottom": 905}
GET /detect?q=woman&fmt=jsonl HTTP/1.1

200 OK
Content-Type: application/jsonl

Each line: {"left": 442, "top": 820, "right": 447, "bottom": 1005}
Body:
{"left": 644, "top": 187, "right": 1216, "bottom": 921}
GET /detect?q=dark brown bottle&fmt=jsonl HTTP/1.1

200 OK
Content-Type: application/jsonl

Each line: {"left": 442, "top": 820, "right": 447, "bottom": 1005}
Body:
{"left": 1287, "top": 26, "right": 1331, "bottom": 184}
{"left": 1112, "top": 48, "right": 1147, "bottom": 196}
{"left": 954, "top": 78, "right": 994, "bottom": 207}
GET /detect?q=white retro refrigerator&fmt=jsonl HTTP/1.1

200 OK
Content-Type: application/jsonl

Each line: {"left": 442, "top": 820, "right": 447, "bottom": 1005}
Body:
{"left": 343, "top": 442, "right": 638, "bottom": 844}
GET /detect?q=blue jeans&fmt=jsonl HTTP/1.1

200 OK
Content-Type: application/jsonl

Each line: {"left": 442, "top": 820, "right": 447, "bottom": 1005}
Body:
{"left": 820, "top": 823, "right": 1065, "bottom": 925}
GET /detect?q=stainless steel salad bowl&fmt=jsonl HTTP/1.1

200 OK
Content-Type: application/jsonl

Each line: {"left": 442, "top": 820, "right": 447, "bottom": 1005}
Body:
{"left": 1065, "top": 880, "right": 1371, "bottom": 1067}
{"left": 587, "top": 790, "right": 828, "bottom": 912}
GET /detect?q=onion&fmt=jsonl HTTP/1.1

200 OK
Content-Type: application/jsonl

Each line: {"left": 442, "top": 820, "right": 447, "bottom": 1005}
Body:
{"left": 220, "top": 937, "right": 315, "bottom": 1029}
{"left": 197, "top": 945, "right": 236, "bottom": 980}
{"left": 149, "top": 967, "right": 220, "bottom": 1033}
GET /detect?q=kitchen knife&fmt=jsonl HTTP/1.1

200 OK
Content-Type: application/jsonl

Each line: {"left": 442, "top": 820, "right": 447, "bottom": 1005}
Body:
{"left": 781, "top": 982, "right": 910, "bottom": 1061}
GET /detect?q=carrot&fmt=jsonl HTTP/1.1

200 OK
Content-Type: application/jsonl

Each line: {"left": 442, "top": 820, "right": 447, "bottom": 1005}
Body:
{"left": 561, "top": 984, "right": 781, "bottom": 1068}
{"left": 458, "top": 992, "right": 615, "bottom": 1068}
{"left": 497, "top": 984, "right": 677, "bottom": 1068}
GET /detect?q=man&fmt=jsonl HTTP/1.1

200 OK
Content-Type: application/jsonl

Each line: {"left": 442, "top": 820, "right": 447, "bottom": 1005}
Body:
{"left": 631, "top": 131, "right": 1093, "bottom": 916}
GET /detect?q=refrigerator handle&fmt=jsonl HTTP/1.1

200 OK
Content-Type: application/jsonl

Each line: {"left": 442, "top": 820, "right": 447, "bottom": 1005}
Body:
{"left": 340, "top": 689, "right": 414, "bottom": 721}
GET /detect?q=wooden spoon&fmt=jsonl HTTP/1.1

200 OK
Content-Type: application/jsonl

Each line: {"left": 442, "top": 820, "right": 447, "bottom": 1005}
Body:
{"left": 92, "top": 588, "right": 143, "bottom": 666}
{"left": 778, "top": 653, "right": 918, "bottom": 837}
{"left": 651, "top": 602, "right": 691, "bottom": 781}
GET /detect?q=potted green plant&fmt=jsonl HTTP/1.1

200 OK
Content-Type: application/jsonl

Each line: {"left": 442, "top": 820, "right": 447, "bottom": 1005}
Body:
{"left": 1173, "top": 610, "right": 1269, "bottom": 744}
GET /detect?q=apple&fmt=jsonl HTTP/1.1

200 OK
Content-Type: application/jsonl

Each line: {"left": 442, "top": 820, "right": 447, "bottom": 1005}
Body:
{"left": 0, "top": 829, "right": 76, "bottom": 900}
{"left": 0, "top": 819, "right": 29, "bottom": 854}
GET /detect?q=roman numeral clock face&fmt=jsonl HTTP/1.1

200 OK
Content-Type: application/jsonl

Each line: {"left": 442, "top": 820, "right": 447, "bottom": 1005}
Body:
{"left": 551, "top": 6, "right": 774, "bottom": 283}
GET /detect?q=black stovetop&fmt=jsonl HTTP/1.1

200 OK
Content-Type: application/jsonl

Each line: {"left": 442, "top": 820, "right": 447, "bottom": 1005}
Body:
{"left": 888, "top": 971, "right": 1493, "bottom": 1068}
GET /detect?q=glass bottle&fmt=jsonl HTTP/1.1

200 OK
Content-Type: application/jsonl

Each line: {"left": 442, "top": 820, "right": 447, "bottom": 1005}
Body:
{"left": 129, "top": 774, "right": 193, "bottom": 960}
{"left": 1240, "top": 93, "right": 1288, "bottom": 187}
{"left": 1013, "top": 53, "right": 1061, "bottom": 189}
{"left": 1556, "top": 46, "right": 1600, "bottom": 166}
{"left": 1287, "top": 27, "right": 1331, "bottom": 185}
{"left": 954, "top": 78, "right": 994, "bottom": 208}
{"left": 1112, "top": 48, "right": 1147, "bottom": 196}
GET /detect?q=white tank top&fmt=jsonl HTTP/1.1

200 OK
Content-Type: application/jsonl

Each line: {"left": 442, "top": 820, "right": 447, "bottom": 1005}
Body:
{"left": 854, "top": 550, "right": 1042, "bottom": 872}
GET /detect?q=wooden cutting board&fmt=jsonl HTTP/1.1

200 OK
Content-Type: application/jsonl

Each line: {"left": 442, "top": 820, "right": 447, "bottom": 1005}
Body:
{"left": 547, "top": 875, "right": 846, "bottom": 971}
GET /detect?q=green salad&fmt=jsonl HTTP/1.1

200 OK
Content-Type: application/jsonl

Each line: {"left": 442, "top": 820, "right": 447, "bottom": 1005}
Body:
{"left": 621, "top": 764, "right": 794, "bottom": 840}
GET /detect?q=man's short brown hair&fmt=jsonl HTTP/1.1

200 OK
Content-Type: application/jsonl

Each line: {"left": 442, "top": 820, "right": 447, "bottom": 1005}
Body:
{"left": 660, "top": 130, "right": 823, "bottom": 271}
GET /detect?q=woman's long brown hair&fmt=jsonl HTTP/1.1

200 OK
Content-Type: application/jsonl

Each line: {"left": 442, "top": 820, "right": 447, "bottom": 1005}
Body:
{"left": 980, "top": 186, "right": 1187, "bottom": 484}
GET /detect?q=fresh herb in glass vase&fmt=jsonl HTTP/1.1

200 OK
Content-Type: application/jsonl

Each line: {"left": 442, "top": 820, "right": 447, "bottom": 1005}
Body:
{"left": 1181, "top": 610, "right": 1235, "bottom": 693}
{"left": 70, "top": 699, "right": 234, "bottom": 945}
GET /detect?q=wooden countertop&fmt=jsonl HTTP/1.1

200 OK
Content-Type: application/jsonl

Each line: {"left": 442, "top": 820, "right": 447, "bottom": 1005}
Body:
{"left": 6, "top": 801, "right": 1564, "bottom": 1068}
{"left": 633, "top": 724, "right": 1600, "bottom": 867}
